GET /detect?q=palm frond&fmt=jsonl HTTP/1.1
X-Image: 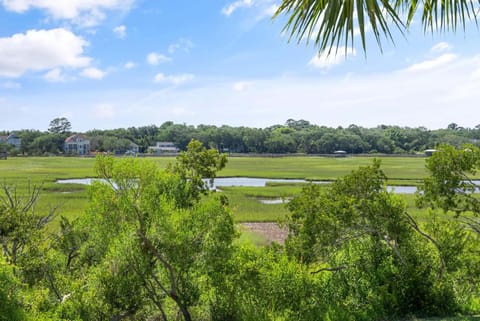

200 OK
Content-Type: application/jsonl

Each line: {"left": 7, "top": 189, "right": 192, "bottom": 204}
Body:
{"left": 274, "top": 0, "right": 479, "bottom": 54}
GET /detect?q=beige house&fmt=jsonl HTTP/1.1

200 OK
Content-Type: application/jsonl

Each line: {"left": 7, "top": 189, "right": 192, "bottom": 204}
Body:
{"left": 64, "top": 134, "right": 90, "bottom": 155}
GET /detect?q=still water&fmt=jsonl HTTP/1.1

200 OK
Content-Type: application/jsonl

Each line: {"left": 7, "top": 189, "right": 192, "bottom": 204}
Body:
{"left": 57, "top": 177, "right": 418, "bottom": 194}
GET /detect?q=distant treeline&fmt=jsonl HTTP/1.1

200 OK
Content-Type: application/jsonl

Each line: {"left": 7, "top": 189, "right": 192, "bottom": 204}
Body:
{"left": 2, "top": 119, "right": 480, "bottom": 155}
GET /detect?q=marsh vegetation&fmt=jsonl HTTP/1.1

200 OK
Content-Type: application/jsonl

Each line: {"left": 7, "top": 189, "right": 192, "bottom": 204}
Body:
{"left": 0, "top": 142, "right": 479, "bottom": 320}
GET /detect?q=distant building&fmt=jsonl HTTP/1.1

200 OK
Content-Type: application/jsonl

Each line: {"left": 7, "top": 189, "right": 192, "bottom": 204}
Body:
{"left": 64, "top": 134, "right": 90, "bottom": 155}
{"left": 148, "top": 142, "right": 179, "bottom": 155}
{"left": 0, "top": 133, "right": 21, "bottom": 150}
{"left": 424, "top": 149, "right": 437, "bottom": 157}
{"left": 125, "top": 142, "right": 139, "bottom": 155}
{"left": 333, "top": 150, "right": 347, "bottom": 157}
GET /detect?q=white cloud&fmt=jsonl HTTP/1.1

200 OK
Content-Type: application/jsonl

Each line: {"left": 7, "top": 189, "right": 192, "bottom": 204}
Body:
{"left": 0, "top": 28, "right": 91, "bottom": 78}
{"left": 470, "top": 56, "right": 480, "bottom": 78}
{"left": 168, "top": 38, "right": 194, "bottom": 54}
{"left": 405, "top": 53, "right": 457, "bottom": 72}
{"left": 262, "top": 3, "right": 278, "bottom": 17}
{"left": 113, "top": 25, "right": 127, "bottom": 39}
{"left": 353, "top": 23, "right": 372, "bottom": 37}
{"left": 73, "top": 10, "right": 106, "bottom": 28}
{"left": 129, "top": 54, "right": 480, "bottom": 129}
{"left": 1, "top": 0, "right": 135, "bottom": 26}
{"left": 472, "top": 68, "right": 480, "bottom": 78}
{"left": 222, "top": 0, "right": 281, "bottom": 22}
{"left": 93, "top": 103, "right": 116, "bottom": 119}
{"left": 1, "top": 80, "right": 21, "bottom": 89}
{"left": 124, "top": 61, "right": 136, "bottom": 69}
{"left": 222, "top": 0, "right": 254, "bottom": 16}
{"left": 44, "top": 68, "right": 66, "bottom": 82}
{"left": 430, "top": 42, "right": 452, "bottom": 54}
{"left": 80, "top": 67, "right": 105, "bottom": 79}
{"left": 170, "top": 107, "right": 194, "bottom": 117}
{"left": 5, "top": 52, "right": 480, "bottom": 132}
{"left": 309, "top": 47, "right": 356, "bottom": 69}
{"left": 154, "top": 73, "right": 194, "bottom": 85}
{"left": 233, "top": 81, "right": 253, "bottom": 91}
{"left": 147, "top": 52, "right": 171, "bottom": 65}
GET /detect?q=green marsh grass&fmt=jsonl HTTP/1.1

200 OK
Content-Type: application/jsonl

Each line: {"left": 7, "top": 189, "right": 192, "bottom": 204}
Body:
{"left": 236, "top": 226, "right": 270, "bottom": 247}
{"left": 220, "top": 156, "right": 432, "bottom": 180}
{"left": 220, "top": 188, "right": 288, "bottom": 222}
{"left": 0, "top": 156, "right": 460, "bottom": 225}
{"left": 0, "top": 155, "right": 446, "bottom": 184}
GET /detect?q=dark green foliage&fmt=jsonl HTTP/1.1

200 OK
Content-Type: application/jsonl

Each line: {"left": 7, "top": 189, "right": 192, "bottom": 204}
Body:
{"left": 0, "top": 257, "right": 25, "bottom": 321}
{"left": 209, "top": 245, "right": 324, "bottom": 321}
{"left": 418, "top": 144, "right": 480, "bottom": 219}
{"left": 0, "top": 183, "right": 55, "bottom": 266}
{"left": 6, "top": 120, "right": 480, "bottom": 156}
{"left": 74, "top": 142, "right": 234, "bottom": 320}
{"left": 286, "top": 160, "right": 468, "bottom": 320}
{"left": 425, "top": 217, "right": 480, "bottom": 311}
{"left": 48, "top": 118, "right": 72, "bottom": 134}
{"left": 171, "top": 139, "right": 228, "bottom": 202}
{"left": 417, "top": 144, "right": 480, "bottom": 312}
{"left": 0, "top": 141, "right": 478, "bottom": 320}
{"left": 81, "top": 121, "right": 480, "bottom": 155}
{"left": 29, "top": 133, "right": 66, "bottom": 155}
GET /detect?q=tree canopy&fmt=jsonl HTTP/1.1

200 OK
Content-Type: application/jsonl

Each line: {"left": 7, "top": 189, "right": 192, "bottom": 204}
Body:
{"left": 0, "top": 143, "right": 479, "bottom": 320}
{"left": 48, "top": 117, "right": 72, "bottom": 134}
{"left": 7, "top": 120, "right": 480, "bottom": 156}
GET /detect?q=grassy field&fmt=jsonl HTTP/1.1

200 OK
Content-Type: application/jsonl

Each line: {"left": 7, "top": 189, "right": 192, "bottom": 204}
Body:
{"left": 222, "top": 186, "right": 295, "bottom": 222}
{"left": 220, "top": 156, "right": 430, "bottom": 180}
{"left": 222, "top": 186, "right": 451, "bottom": 223}
{"left": 0, "top": 155, "right": 434, "bottom": 183}
{"left": 0, "top": 155, "right": 461, "bottom": 224}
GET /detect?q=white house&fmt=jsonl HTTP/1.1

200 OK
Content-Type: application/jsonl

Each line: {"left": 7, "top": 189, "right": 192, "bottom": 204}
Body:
{"left": 64, "top": 134, "right": 90, "bottom": 155}
{"left": 0, "top": 133, "right": 21, "bottom": 150}
{"left": 148, "top": 142, "right": 179, "bottom": 155}
{"left": 124, "top": 142, "right": 140, "bottom": 155}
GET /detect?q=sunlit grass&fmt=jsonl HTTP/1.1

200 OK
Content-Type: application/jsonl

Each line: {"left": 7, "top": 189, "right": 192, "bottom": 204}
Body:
{"left": 221, "top": 187, "right": 289, "bottom": 222}
{"left": 220, "top": 156, "right": 433, "bottom": 180}
{"left": 0, "top": 155, "right": 470, "bottom": 225}
{"left": 236, "top": 225, "right": 270, "bottom": 247}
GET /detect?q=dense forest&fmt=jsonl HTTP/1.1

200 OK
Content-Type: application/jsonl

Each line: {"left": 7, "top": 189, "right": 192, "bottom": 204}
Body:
{"left": 2, "top": 119, "right": 480, "bottom": 155}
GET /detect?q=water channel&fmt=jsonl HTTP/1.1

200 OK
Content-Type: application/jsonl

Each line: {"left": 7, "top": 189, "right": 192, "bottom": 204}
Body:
{"left": 56, "top": 177, "right": 419, "bottom": 194}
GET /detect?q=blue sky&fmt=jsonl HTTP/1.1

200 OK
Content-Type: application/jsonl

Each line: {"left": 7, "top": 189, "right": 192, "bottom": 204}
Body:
{"left": 0, "top": 0, "right": 479, "bottom": 132}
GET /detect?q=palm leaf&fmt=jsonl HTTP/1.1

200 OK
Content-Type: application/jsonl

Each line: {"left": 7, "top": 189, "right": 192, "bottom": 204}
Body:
{"left": 274, "top": 0, "right": 479, "bottom": 54}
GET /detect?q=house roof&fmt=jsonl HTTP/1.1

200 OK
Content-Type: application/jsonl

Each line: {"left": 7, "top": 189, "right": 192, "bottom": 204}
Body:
{"left": 7, "top": 133, "right": 19, "bottom": 139}
{"left": 156, "top": 142, "right": 176, "bottom": 147}
{"left": 65, "top": 134, "right": 89, "bottom": 143}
